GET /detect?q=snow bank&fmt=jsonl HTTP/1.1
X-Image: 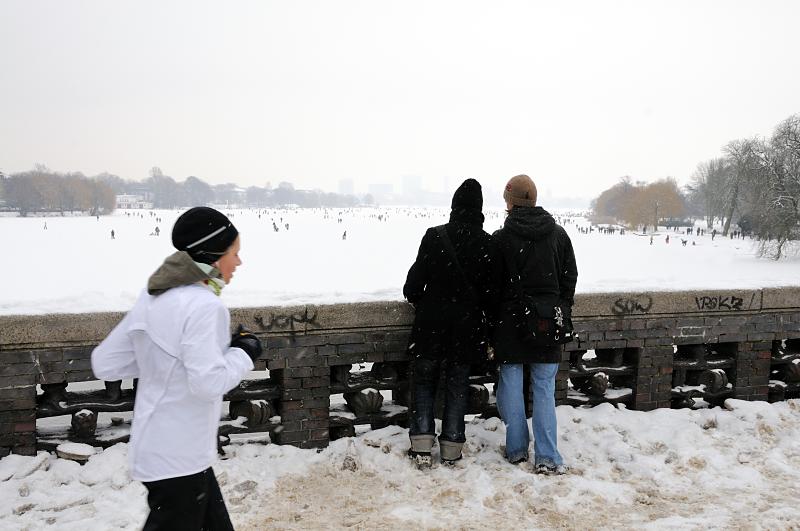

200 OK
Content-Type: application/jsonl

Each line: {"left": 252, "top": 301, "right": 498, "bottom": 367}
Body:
{"left": 2, "top": 399, "right": 798, "bottom": 529}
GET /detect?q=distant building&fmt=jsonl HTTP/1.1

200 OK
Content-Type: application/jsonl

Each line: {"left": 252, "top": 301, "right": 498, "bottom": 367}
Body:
{"left": 231, "top": 187, "right": 247, "bottom": 203}
{"left": 212, "top": 184, "right": 247, "bottom": 206}
{"left": 116, "top": 194, "right": 153, "bottom": 209}
{"left": 126, "top": 184, "right": 154, "bottom": 201}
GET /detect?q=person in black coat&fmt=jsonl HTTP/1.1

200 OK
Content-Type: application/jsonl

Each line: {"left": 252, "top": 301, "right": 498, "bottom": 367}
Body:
{"left": 491, "top": 174, "right": 577, "bottom": 474}
{"left": 403, "top": 178, "right": 502, "bottom": 466}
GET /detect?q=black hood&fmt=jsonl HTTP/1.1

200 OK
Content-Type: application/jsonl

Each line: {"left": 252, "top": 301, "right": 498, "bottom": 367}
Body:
{"left": 449, "top": 207, "right": 485, "bottom": 227}
{"left": 449, "top": 178, "right": 485, "bottom": 227}
{"left": 503, "top": 206, "right": 556, "bottom": 240}
{"left": 451, "top": 178, "right": 483, "bottom": 210}
{"left": 147, "top": 251, "right": 220, "bottom": 295}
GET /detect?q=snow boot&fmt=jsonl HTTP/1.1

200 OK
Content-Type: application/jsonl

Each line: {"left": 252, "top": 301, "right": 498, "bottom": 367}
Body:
{"left": 439, "top": 439, "right": 463, "bottom": 465}
{"left": 408, "top": 435, "right": 435, "bottom": 469}
{"left": 534, "top": 463, "right": 569, "bottom": 476}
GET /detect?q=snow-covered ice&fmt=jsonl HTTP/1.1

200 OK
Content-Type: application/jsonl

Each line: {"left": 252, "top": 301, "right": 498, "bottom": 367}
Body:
{"left": 2, "top": 399, "right": 799, "bottom": 529}
{"left": 2, "top": 208, "right": 799, "bottom": 315}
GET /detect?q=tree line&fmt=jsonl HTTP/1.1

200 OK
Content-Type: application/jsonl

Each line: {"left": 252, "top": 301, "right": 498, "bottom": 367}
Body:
{"left": 591, "top": 177, "right": 686, "bottom": 232}
{"left": 0, "top": 166, "right": 372, "bottom": 216}
{"left": 142, "top": 168, "right": 368, "bottom": 209}
{"left": 592, "top": 113, "right": 799, "bottom": 259}
{"left": 0, "top": 165, "right": 116, "bottom": 217}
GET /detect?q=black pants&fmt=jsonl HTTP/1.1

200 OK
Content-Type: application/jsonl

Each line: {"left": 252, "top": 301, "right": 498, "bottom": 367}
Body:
{"left": 143, "top": 467, "right": 233, "bottom": 531}
{"left": 408, "top": 358, "right": 471, "bottom": 443}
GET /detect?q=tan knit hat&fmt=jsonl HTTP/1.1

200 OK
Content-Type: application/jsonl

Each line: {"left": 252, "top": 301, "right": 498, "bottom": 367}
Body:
{"left": 503, "top": 174, "right": 538, "bottom": 207}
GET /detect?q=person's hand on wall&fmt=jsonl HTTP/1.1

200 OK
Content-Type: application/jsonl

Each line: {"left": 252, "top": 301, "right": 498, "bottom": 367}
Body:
{"left": 231, "top": 324, "right": 263, "bottom": 362}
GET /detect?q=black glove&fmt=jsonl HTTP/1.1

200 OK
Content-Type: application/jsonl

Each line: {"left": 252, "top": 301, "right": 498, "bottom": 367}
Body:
{"left": 230, "top": 324, "right": 263, "bottom": 362}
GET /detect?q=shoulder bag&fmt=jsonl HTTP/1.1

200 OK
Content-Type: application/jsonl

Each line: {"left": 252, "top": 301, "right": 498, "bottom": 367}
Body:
{"left": 500, "top": 237, "right": 574, "bottom": 347}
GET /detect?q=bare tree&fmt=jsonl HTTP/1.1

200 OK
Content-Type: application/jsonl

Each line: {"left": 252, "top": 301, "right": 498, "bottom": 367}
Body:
{"left": 592, "top": 177, "right": 686, "bottom": 231}
{"left": 245, "top": 186, "right": 268, "bottom": 207}
{"left": 182, "top": 176, "right": 214, "bottom": 206}
{"left": 617, "top": 185, "right": 650, "bottom": 229}
{"left": 95, "top": 172, "right": 127, "bottom": 195}
{"left": 750, "top": 114, "right": 800, "bottom": 258}
{"left": 687, "top": 158, "right": 730, "bottom": 228}
{"left": 721, "top": 138, "right": 760, "bottom": 236}
{"left": 643, "top": 178, "right": 686, "bottom": 231}
{"left": 34, "top": 172, "right": 62, "bottom": 212}
{"left": 0, "top": 171, "right": 6, "bottom": 207}
{"left": 212, "top": 183, "right": 241, "bottom": 206}
{"left": 591, "top": 176, "right": 635, "bottom": 222}
{"left": 4, "top": 172, "right": 42, "bottom": 216}
{"left": 88, "top": 178, "right": 116, "bottom": 215}
{"left": 147, "top": 173, "right": 180, "bottom": 208}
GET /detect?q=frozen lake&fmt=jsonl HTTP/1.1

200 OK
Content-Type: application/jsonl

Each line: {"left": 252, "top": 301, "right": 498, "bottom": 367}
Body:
{"left": 2, "top": 207, "right": 798, "bottom": 315}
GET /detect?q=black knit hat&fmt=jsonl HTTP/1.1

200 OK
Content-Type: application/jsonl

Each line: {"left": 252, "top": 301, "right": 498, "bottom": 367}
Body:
{"left": 172, "top": 207, "right": 238, "bottom": 264}
{"left": 451, "top": 178, "right": 483, "bottom": 211}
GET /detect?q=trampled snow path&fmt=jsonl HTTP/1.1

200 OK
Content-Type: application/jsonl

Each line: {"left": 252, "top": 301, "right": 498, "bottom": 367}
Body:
{"left": 2, "top": 399, "right": 799, "bottom": 530}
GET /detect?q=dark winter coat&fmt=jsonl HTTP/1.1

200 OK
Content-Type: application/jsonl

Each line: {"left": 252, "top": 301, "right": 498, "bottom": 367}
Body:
{"left": 491, "top": 206, "right": 578, "bottom": 364}
{"left": 403, "top": 208, "right": 503, "bottom": 362}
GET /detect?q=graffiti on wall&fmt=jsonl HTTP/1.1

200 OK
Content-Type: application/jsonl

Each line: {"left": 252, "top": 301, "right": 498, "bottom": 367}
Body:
{"left": 610, "top": 293, "right": 757, "bottom": 315}
{"left": 693, "top": 293, "right": 756, "bottom": 311}
{"left": 611, "top": 295, "right": 654, "bottom": 316}
{"left": 254, "top": 307, "right": 321, "bottom": 333}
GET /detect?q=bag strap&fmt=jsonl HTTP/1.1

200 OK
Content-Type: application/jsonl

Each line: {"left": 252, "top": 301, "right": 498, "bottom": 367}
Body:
{"left": 498, "top": 235, "right": 531, "bottom": 308}
{"left": 504, "top": 231, "right": 563, "bottom": 304}
{"left": 435, "top": 225, "right": 480, "bottom": 304}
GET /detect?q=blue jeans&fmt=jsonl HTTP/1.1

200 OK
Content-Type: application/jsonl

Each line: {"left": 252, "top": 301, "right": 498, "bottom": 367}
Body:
{"left": 408, "top": 358, "right": 470, "bottom": 443}
{"left": 496, "top": 363, "right": 563, "bottom": 466}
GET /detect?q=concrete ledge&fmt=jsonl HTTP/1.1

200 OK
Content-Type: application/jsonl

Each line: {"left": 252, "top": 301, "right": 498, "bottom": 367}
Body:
{"left": 230, "top": 301, "right": 415, "bottom": 335}
{"left": 2, "top": 287, "right": 799, "bottom": 349}
{"left": 0, "top": 312, "right": 126, "bottom": 350}
{"left": 762, "top": 286, "right": 800, "bottom": 310}
{"left": 573, "top": 289, "right": 763, "bottom": 318}
{"left": 0, "top": 302, "right": 416, "bottom": 349}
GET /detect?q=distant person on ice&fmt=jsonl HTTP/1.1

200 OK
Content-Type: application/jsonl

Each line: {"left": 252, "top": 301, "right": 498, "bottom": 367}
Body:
{"left": 491, "top": 174, "right": 577, "bottom": 475}
{"left": 111, "top": 229, "right": 115, "bottom": 239}
{"left": 403, "top": 179, "right": 502, "bottom": 467}
{"left": 92, "top": 207, "right": 262, "bottom": 531}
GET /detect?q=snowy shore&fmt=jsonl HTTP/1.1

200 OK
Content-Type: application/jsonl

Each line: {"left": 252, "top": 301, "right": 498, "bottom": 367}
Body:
{"left": 2, "top": 398, "right": 799, "bottom": 530}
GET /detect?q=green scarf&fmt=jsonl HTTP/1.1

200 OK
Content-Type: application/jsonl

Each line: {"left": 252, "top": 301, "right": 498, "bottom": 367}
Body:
{"left": 193, "top": 262, "right": 227, "bottom": 296}
{"left": 147, "top": 251, "right": 226, "bottom": 297}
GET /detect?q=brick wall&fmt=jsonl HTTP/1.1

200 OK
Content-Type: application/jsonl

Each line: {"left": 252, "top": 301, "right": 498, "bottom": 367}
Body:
{"left": 0, "top": 352, "right": 37, "bottom": 457}
{"left": 1, "top": 289, "right": 799, "bottom": 456}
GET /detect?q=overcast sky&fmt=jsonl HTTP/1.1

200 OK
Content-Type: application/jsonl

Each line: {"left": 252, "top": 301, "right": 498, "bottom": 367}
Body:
{"left": 1, "top": 0, "right": 798, "bottom": 202}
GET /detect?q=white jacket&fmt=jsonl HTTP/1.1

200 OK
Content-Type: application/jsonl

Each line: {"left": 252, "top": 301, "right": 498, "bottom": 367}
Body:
{"left": 92, "top": 284, "right": 253, "bottom": 482}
